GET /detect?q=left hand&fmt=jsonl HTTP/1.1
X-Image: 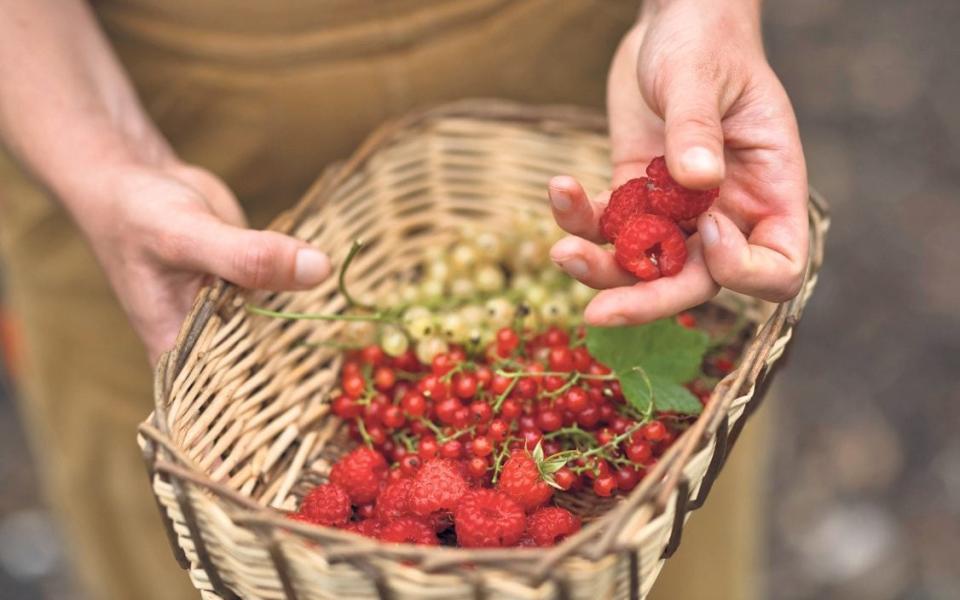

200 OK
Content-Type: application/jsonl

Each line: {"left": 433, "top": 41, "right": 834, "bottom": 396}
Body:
{"left": 548, "top": 0, "right": 809, "bottom": 326}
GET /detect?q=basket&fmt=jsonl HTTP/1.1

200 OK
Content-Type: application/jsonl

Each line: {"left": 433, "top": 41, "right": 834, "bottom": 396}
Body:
{"left": 139, "top": 99, "right": 829, "bottom": 600}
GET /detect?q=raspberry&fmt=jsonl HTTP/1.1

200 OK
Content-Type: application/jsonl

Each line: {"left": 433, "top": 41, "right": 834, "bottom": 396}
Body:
{"left": 378, "top": 516, "right": 439, "bottom": 545}
{"left": 599, "top": 178, "right": 650, "bottom": 243}
{"left": 298, "top": 483, "right": 352, "bottom": 526}
{"left": 645, "top": 156, "right": 718, "bottom": 221}
{"left": 453, "top": 490, "right": 526, "bottom": 547}
{"left": 497, "top": 450, "right": 553, "bottom": 512}
{"left": 374, "top": 478, "right": 412, "bottom": 521}
{"left": 329, "top": 447, "right": 388, "bottom": 505}
{"left": 524, "top": 507, "right": 581, "bottom": 547}
{"left": 614, "top": 214, "right": 687, "bottom": 281}
{"left": 341, "top": 518, "right": 382, "bottom": 539}
{"left": 408, "top": 458, "right": 469, "bottom": 518}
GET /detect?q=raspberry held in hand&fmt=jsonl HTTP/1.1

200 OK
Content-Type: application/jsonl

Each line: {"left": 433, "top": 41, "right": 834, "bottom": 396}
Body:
{"left": 644, "top": 157, "right": 719, "bottom": 222}
{"left": 598, "top": 177, "right": 649, "bottom": 243}
{"left": 614, "top": 214, "right": 688, "bottom": 281}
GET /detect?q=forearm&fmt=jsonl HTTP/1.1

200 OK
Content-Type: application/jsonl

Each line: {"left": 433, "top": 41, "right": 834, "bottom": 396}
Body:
{"left": 0, "top": 0, "right": 172, "bottom": 217}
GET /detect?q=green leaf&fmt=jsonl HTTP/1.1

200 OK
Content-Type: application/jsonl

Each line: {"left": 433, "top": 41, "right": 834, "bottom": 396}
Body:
{"left": 618, "top": 370, "right": 702, "bottom": 416}
{"left": 585, "top": 320, "right": 708, "bottom": 383}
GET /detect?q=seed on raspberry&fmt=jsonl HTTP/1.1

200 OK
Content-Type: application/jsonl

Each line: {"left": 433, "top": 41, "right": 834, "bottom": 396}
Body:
{"left": 613, "top": 214, "right": 688, "bottom": 281}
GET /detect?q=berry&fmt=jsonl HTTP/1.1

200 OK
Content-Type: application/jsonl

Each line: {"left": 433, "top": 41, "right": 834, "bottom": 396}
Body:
{"left": 572, "top": 348, "right": 593, "bottom": 372}
{"left": 373, "top": 367, "right": 396, "bottom": 392}
{"left": 614, "top": 214, "right": 687, "bottom": 281}
{"left": 298, "top": 483, "right": 351, "bottom": 526}
{"left": 408, "top": 458, "right": 469, "bottom": 517}
{"left": 469, "top": 401, "right": 493, "bottom": 424}
{"left": 332, "top": 395, "right": 362, "bottom": 419}
{"left": 626, "top": 439, "right": 653, "bottom": 464}
{"left": 644, "top": 156, "right": 719, "bottom": 221}
{"left": 418, "top": 436, "right": 439, "bottom": 460}
{"left": 379, "top": 517, "right": 439, "bottom": 545}
{"left": 399, "top": 455, "right": 422, "bottom": 476}
{"left": 488, "top": 419, "right": 509, "bottom": 441}
{"left": 524, "top": 507, "right": 581, "bottom": 547}
{"left": 381, "top": 405, "right": 405, "bottom": 429}
{"left": 615, "top": 467, "right": 642, "bottom": 492}
{"left": 498, "top": 451, "right": 553, "bottom": 511}
{"left": 453, "top": 373, "right": 479, "bottom": 399}
{"left": 341, "top": 519, "right": 382, "bottom": 539}
{"left": 328, "top": 447, "right": 388, "bottom": 505}
{"left": 467, "top": 456, "right": 490, "bottom": 478}
{"left": 343, "top": 374, "right": 366, "bottom": 398}
{"left": 454, "top": 490, "right": 526, "bottom": 547}
{"left": 471, "top": 435, "right": 494, "bottom": 457}
{"left": 599, "top": 177, "right": 650, "bottom": 243}
{"left": 592, "top": 474, "right": 618, "bottom": 497}
{"left": 553, "top": 468, "right": 577, "bottom": 491}
{"left": 536, "top": 409, "right": 563, "bottom": 432}
{"left": 641, "top": 420, "right": 668, "bottom": 442}
{"left": 548, "top": 347, "right": 575, "bottom": 372}
{"left": 440, "top": 439, "right": 463, "bottom": 459}
{"left": 361, "top": 345, "right": 386, "bottom": 367}
{"left": 496, "top": 328, "right": 520, "bottom": 357}
{"left": 401, "top": 392, "right": 427, "bottom": 417}
{"left": 565, "top": 387, "right": 589, "bottom": 413}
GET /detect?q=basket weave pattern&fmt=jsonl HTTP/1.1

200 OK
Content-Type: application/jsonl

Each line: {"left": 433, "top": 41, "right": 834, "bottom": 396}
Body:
{"left": 139, "top": 100, "right": 829, "bottom": 600}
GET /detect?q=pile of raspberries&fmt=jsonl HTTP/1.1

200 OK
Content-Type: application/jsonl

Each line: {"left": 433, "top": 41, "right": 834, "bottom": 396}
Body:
{"left": 289, "top": 447, "right": 581, "bottom": 548}
{"left": 599, "top": 156, "right": 719, "bottom": 281}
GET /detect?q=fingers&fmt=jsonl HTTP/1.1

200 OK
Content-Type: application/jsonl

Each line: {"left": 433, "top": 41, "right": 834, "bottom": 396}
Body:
{"left": 548, "top": 176, "right": 608, "bottom": 244}
{"left": 661, "top": 72, "right": 726, "bottom": 190}
{"left": 583, "top": 237, "right": 720, "bottom": 326}
{"left": 160, "top": 214, "right": 332, "bottom": 291}
{"left": 550, "top": 236, "right": 636, "bottom": 289}
{"left": 698, "top": 211, "right": 808, "bottom": 302}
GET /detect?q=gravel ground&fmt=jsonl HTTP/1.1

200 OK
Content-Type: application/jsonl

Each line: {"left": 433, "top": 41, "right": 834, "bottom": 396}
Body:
{"left": 1, "top": 1, "right": 958, "bottom": 598}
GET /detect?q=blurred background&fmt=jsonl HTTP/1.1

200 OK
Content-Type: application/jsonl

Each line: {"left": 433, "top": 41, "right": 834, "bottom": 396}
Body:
{"left": 0, "top": 0, "right": 958, "bottom": 598}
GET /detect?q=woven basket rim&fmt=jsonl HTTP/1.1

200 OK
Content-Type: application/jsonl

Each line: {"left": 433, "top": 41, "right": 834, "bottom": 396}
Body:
{"left": 139, "top": 99, "right": 830, "bottom": 594}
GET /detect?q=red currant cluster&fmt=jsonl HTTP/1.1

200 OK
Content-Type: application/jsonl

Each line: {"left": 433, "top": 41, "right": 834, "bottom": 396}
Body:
{"left": 290, "top": 316, "right": 706, "bottom": 548}
{"left": 600, "top": 156, "right": 719, "bottom": 281}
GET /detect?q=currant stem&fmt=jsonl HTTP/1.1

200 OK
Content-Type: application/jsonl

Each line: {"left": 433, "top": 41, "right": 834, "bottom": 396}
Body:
{"left": 245, "top": 304, "right": 397, "bottom": 323}
{"left": 339, "top": 240, "right": 376, "bottom": 311}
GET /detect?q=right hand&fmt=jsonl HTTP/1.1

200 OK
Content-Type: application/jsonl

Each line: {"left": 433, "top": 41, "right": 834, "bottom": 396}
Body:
{"left": 73, "top": 162, "right": 332, "bottom": 363}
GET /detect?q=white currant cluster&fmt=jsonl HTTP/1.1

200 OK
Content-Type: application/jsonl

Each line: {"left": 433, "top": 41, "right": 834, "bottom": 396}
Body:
{"left": 338, "top": 216, "right": 596, "bottom": 364}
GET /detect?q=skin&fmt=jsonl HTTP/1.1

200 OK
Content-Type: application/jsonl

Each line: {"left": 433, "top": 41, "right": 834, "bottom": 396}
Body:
{"left": 0, "top": 0, "right": 807, "bottom": 362}
{"left": 549, "top": 0, "right": 809, "bottom": 326}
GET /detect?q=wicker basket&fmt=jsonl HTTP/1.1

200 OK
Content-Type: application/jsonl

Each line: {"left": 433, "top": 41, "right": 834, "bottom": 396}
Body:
{"left": 139, "top": 99, "right": 829, "bottom": 600}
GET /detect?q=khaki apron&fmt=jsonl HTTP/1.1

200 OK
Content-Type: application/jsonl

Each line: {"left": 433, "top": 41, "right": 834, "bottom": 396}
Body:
{"left": 0, "top": 1, "right": 764, "bottom": 598}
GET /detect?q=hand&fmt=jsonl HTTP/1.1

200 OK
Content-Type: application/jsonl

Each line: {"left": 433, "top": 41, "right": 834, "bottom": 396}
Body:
{"left": 72, "top": 162, "right": 332, "bottom": 363}
{"left": 548, "top": 0, "right": 808, "bottom": 326}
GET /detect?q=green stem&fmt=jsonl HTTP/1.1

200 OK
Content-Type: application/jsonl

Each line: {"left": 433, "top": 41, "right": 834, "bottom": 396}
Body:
{"left": 339, "top": 240, "right": 376, "bottom": 311}
{"left": 356, "top": 418, "right": 373, "bottom": 447}
{"left": 491, "top": 377, "right": 518, "bottom": 412}
{"left": 245, "top": 304, "right": 396, "bottom": 323}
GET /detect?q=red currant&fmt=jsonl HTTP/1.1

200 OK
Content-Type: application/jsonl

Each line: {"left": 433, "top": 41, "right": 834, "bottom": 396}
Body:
{"left": 572, "top": 348, "right": 593, "bottom": 372}
{"left": 626, "top": 440, "right": 653, "bottom": 464}
{"left": 469, "top": 401, "right": 492, "bottom": 424}
{"left": 361, "top": 345, "right": 386, "bottom": 366}
{"left": 381, "top": 405, "right": 405, "bottom": 429}
{"left": 399, "top": 454, "right": 421, "bottom": 476}
{"left": 488, "top": 419, "right": 509, "bottom": 441}
{"left": 401, "top": 392, "right": 427, "bottom": 417}
{"left": 500, "top": 398, "right": 522, "bottom": 420}
{"left": 440, "top": 439, "right": 463, "bottom": 459}
{"left": 593, "top": 474, "right": 618, "bottom": 497}
{"left": 343, "top": 374, "right": 366, "bottom": 398}
{"left": 553, "top": 467, "right": 576, "bottom": 491}
{"left": 453, "top": 373, "right": 479, "bottom": 399}
{"left": 536, "top": 409, "right": 563, "bottom": 432}
{"left": 467, "top": 456, "right": 489, "bottom": 478}
{"left": 615, "top": 467, "right": 641, "bottom": 491}
{"left": 332, "top": 395, "right": 361, "bottom": 419}
{"left": 495, "top": 328, "right": 520, "bottom": 357}
{"left": 548, "top": 347, "right": 575, "bottom": 372}
{"left": 641, "top": 420, "right": 668, "bottom": 442}
{"left": 418, "top": 436, "right": 438, "bottom": 460}
{"left": 565, "top": 387, "right": 589, "bottom": 413}
{"left": 471, "top": 435, "right": 493, "bottom": 457}
{"left": 373, "top": 366, "right": 396, "bottom": 392}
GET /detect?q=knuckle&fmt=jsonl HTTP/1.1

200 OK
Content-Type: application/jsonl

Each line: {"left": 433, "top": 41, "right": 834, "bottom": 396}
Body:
{"left": 235, "top": 243, "right": 277, "bottom": 288}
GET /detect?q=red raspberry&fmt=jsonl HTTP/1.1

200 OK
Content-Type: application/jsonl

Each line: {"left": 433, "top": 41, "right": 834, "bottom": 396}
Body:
{"left": 614, "top": 214, "right": 687, "bottom": 281}
{"left": 497, "top": 450, "right": 553, "bottom": 512}
{"left": 341, "top": 518, "right": 382, "bottom": 539}
{"left": 378, "top": 516, "right": 439, "bottom": 546}
{"left": 453, "top": 490, "right": 526, "bottom": 547}
{"left": 524, "top": 507, "right": 581, "bottom": 547}
{"left": 374, "top": 478, "right": 412, "bottom": 521}
{"left": 329, "top": 447, "right": 388, "bottom": 505}
{"left": 599, "top": 177, "right": 650, "bottom": 243}
{"left": 408, "top": 458, "right": 470, "bottom": 517}
{"left": 298, "top": 483, "right": 352, "bottom": 526}
{"left": 645, "top": 156, "right": 718, "bottom": 221}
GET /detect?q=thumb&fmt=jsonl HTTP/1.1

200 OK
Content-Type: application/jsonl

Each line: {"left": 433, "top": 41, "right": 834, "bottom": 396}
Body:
{"left": 174, "top": 215, "right": 332, "bottom": 291}
{"left": 661, "top": 72, "right": 726, "bottom": 189}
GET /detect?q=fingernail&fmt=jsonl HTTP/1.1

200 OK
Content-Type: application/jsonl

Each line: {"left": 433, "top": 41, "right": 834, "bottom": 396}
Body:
{"left": 700, "top": 215, "right": 720, "bottom": 246}
{"left": 558, "top": 257, "right": 588, "bottom": 278}
{"left": 294, "top": 248, "right": 331, "bottom": 285}
{"left": 681, "top": 146, "right": 720, "bottom": 176}
{"left": 550, "top": 188, "right": 572, "bottom": 212}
